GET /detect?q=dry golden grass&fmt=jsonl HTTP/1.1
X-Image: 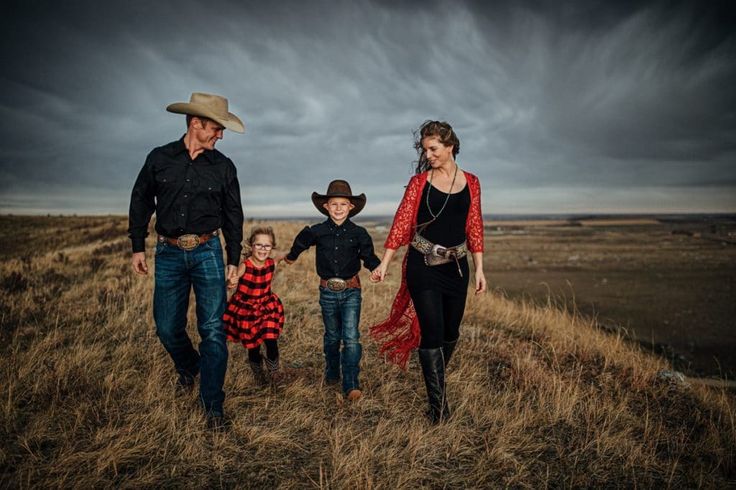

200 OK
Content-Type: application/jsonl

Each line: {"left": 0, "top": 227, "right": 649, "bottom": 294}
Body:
{"left": 0, "top": 216, "right": 734, "bottom": 488}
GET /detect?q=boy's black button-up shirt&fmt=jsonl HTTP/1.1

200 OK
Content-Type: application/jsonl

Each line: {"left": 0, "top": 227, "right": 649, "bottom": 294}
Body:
{"left": 128, "top": 137, "right": 244, "bottom": 265}
{"left": 286, "top": 219, "right": 380, "bottom": 280}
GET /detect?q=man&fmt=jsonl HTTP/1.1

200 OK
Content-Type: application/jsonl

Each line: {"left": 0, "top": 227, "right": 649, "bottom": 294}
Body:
{"left": 128, "top": 92, "right": 245, "bottom": 430}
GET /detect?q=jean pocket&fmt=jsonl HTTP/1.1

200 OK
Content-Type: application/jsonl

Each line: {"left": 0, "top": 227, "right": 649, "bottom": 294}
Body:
{"left": 155, "top": 241, "right": 167, "bottom": 256}
{"left": 203, "top": 236, "right": 222, "bottom": 251}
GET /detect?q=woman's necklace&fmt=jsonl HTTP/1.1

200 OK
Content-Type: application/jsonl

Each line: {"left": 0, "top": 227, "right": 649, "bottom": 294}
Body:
{"left": 426, "top": 163, "right": 458, "bottom": 219}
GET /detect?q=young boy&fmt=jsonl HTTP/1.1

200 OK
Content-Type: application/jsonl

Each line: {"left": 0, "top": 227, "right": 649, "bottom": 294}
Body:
{"left": 280, "top": 180, "right": 380, "bottom": 401}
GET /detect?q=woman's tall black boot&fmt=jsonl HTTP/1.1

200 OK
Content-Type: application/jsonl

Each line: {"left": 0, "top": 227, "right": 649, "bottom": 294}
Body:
{"left": 418, "top": 348, "right": 450, "bottom": 423}
{"left": 442, "top": 339, "right": 458, "bottom": 368}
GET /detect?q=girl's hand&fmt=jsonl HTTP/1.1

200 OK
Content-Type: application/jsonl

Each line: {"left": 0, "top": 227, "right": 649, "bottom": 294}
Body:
{"left": 474, "top": 269, "right": 487, "bottom": 295}
{"left": 227, "top": 276, "right": 239, "bottom": 289}
{"left": 274, "top": 252, "right": 289, "bottom": 265}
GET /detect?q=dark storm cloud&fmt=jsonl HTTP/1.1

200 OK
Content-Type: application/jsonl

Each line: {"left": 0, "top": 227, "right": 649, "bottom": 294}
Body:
{"left": 0, "top": 0, "right": 734, "bottom": 214}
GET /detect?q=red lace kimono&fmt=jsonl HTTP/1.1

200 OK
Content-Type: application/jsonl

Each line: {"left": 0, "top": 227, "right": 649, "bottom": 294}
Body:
{"left": 369, "top": 170, "right": 484, "bottom": 369}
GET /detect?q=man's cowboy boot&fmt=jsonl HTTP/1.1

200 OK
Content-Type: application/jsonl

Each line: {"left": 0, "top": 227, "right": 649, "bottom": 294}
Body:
{"left": 442, "top": 339, "right": 458, "bottom": 369}
{"left": 418, "top": 348, "right": 451, "bottom": 424}
{"left": 249, "top": 360, "right": 268, "bottom": 387}
{"left": 264, "top": 357, "right": 282, "bottom": 384}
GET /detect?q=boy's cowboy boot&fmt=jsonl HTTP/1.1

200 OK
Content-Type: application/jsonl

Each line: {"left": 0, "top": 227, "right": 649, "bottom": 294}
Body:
{"left": 264, "top": 356, "right": 282, "bottom": 385}
{"left": 249, "top": 360, "right": 269, "bottom": 387}
{"left": 418, "top": 348, "right": 451, "bottom": 424}
{"left": 442, "top": 339, "right": 458, "bottom": 369}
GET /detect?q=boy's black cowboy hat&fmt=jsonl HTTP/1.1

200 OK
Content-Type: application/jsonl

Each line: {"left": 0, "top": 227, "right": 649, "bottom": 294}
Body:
{"left": 311, "top": 180, "right": 366, "bottom": 218}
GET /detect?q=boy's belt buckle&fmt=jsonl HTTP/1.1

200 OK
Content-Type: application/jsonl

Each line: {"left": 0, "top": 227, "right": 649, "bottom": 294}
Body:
{"left": 176, "top": 234, "right": 200, "bottom": 251}
{"left": 326, "top": 278, "right": 347, "bottom": 291}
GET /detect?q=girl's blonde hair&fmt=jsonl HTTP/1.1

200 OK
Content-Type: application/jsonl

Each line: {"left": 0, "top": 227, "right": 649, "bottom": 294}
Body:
{"left": 243, "top": 226, "right": 277, "bottom": 258}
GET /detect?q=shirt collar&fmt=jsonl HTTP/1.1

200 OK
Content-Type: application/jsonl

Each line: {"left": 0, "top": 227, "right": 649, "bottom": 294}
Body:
{"left": 174, "top": 136, "right": 215, "bottom": 164}
{"left": 325, "top": 218, "right": 354, "bottom": 230}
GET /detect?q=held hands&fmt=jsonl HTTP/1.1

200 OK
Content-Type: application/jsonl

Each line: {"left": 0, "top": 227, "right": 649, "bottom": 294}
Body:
{"left": 370, "top": 262, "right": 389, "bottom": 283}
{"left": 226, "top": 265, "right": 239, "bottom": 289}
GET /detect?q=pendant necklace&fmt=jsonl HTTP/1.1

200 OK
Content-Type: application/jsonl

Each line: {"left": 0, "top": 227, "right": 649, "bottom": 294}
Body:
{"left": 416, "top": 163, "right": 459, "bottom": 233}
{"left": 426, "top": 163, "right": 458, "bottom": 219}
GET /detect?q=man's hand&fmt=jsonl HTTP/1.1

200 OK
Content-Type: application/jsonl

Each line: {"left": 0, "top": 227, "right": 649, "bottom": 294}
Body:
{"left": 132, "top": 252, "right": 148, "bottom": 275}
{"left": 226, "top": 265, "right": 238, "bottom": 285}
{"left": 274, "top": 253, "right": 290, "bottom": 265}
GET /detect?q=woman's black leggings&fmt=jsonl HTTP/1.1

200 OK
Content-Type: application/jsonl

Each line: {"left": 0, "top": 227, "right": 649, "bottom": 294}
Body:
{"left": 410, "top": 289, "right": 467, "bottom": 349}
{"left": 247, "top": 339, "right": 279, "bottom": 363}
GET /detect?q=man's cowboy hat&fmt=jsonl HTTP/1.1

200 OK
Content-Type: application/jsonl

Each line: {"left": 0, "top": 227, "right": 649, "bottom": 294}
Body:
{"left": 166, "top": 92, "right": 245, "bottom": 133}
{"left": 312, "top": 180, "right": 366, "bottom": 218}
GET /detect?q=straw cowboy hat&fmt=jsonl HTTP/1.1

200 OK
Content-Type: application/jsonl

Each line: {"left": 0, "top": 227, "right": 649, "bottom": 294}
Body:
{"left": 166, "top": 92, "right": 245, "bottom": 133}
{"left": 312, "top": 180, "right": 367, "bottom": 218}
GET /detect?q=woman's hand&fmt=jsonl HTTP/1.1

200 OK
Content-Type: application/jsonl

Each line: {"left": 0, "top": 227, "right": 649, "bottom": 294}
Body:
{"left": 474, "top": 268, "right": 487, "bottom": 295}
{"left": 370, "top": 249, "right": 397, "bottom": 283}
{"left": 471, "top": 252, "right": 486, "bottom": 295}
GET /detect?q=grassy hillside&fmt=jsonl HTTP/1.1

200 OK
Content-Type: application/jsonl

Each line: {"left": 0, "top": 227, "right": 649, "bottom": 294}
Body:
{"left": 0, "top": 216, "right": 734, "bottom": 487}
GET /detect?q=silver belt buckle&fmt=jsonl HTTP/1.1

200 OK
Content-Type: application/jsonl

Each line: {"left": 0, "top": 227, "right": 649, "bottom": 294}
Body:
{"left": 176, "top": 234, "right": 200, "bottom": 251}
{"left": 431, "top": 244, "right": 447, "bottom": 258}
{"left": 326, "top": 278, "right": 347, "bottom": 291}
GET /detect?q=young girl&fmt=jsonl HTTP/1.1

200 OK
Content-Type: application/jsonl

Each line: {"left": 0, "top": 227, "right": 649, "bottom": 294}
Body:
{"left": 223, "top": 226, "right": 285, "bottom": 385}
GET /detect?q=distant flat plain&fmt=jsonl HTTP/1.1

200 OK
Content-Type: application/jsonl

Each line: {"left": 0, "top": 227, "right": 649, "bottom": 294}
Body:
{"left": 3, "top": 213, "right": 734, "bottom": 378}
{"left": 473, "top": 215, "right": 736, "bottom": 378}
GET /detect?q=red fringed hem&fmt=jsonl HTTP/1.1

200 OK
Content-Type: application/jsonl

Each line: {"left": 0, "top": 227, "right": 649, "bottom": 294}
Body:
{"left": 369, "top": 253, "right": 421, "bottom": 370}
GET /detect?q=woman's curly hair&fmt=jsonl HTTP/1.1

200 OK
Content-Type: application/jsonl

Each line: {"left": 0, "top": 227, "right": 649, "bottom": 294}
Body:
{"left": 413, "top": 120, "right": 460, "bottom": 174}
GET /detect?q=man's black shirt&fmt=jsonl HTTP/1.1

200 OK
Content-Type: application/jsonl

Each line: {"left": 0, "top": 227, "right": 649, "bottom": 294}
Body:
{"left": 128, "top": 137, "right": 244, "bottom": 265}
{"left": 286, "top": 219, "right": 380, "bottom": 280}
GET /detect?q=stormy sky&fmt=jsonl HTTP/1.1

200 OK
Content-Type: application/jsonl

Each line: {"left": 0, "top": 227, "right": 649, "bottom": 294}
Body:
{"left": 0, "top": 0, "right": 734, "bottom": 216}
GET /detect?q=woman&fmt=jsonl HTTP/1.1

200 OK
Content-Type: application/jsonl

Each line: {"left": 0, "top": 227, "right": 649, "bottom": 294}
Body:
{"left": 370, "top": 120, "right": 486, "bottom": 423}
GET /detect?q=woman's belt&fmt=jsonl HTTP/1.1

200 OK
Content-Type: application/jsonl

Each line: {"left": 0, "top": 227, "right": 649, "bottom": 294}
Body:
{"left": 410, "top": 233, "right": 468, "bottom": 277}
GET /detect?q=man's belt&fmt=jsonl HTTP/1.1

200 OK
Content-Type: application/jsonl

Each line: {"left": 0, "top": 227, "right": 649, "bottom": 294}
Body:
{"left": 158, "top": 230, "right": 219, "bottom": 251}
{"left": 319, "top": 275, "right": 361, "bottom": 291}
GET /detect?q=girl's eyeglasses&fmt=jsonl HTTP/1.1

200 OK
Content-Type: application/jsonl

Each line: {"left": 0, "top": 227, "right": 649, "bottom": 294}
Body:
{"left": 253, "top": 244, "right": 273, "bottom": 250}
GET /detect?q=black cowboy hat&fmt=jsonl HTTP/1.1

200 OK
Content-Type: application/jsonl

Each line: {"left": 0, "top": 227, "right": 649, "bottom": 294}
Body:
{"left": 311, "top": 180, "right": 366, "bottom": 218}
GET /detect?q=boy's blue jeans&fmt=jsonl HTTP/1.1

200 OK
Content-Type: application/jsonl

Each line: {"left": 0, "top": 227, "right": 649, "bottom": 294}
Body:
{"left": 153, "top": 236, "right": 228, "bottom": 417}
{"left": 318, "top": 286, "right": 362, "bottom": 394}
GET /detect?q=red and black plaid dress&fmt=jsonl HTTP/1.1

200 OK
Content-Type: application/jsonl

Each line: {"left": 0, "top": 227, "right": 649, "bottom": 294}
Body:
{"left": 223, "top": 257, "right": 285, "bottom": 349}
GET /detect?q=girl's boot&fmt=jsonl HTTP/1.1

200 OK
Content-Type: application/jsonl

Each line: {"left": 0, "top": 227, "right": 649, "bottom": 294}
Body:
{"left": 264, "top": 356, "right": 282, "bottom": 384}
{"left": 249, "top": 359, "right": 268, "bottom": 387}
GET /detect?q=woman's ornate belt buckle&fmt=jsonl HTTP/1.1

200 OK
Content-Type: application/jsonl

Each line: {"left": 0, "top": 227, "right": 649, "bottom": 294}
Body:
{"left": 431, "top": 244, "right": 447, "bottom": 258}
{"left": 326, "top": 277, "right": 348, "bottom": 291}
{"left": 176, "top": 234, "right": 200, "bottom": 251}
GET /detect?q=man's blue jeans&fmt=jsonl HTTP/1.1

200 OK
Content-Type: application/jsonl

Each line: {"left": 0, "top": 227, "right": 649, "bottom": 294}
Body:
{"left": 318, "top": 286, "right": 362, "bottom": 394}
{"left": 153, "top": 236, "right": 228, "bottom": 417}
